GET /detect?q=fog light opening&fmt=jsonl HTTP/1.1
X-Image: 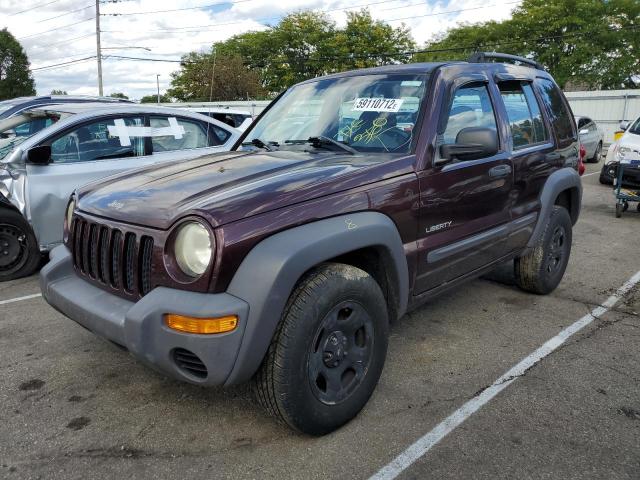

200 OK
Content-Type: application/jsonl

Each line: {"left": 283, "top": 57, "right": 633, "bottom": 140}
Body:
{"left": 164, "top": 314, "right": 238, "bottom": 334}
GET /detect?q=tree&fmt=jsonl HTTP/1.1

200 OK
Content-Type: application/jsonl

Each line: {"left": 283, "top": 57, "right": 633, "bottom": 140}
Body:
{"left": 50, "top": 89, "right": 67, "bottom": 95}
{"left": 109, "top": 92, "right": 129, "bottom": 99}
{"left": 414, "top": 0, "right": 640, "bottom": 90}
{"left": 0, "top": 29, "right": 36, "bottom": 100}
{"left": 140, "top": 93, "right": 172, "bottom": 103}
{"left": 171, "top": 9, "right": 417, "bottom": 96}
{"left": 168, "top": 52, "right": 265, "bottom": 101}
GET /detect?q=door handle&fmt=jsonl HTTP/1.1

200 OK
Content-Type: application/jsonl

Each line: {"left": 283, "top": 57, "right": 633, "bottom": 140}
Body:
{"left": 489, "top": 165, "right": 512, "bottom": 178}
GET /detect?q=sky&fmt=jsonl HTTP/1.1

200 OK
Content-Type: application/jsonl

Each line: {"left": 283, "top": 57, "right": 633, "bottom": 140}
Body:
{"left": 1, "top": 0, "right": 520, "bottom": 100}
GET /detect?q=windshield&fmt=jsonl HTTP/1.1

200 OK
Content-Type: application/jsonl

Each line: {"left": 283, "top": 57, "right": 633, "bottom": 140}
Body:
{"left": 245, "top": 74, "right": 428, "bottom": 153}
{"left": 0, "top": 111, "right": 64, "bottom": 161}
{"left": 629, "top": 117, "right": 640, "bottom": 135}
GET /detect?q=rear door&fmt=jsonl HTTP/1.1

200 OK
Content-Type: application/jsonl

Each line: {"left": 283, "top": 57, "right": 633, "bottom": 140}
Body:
{"left": 415, "top": 76, "right": 514, "bottom": 293}
{"left": 25, "top": 115, "right": 156, "bottom": 248}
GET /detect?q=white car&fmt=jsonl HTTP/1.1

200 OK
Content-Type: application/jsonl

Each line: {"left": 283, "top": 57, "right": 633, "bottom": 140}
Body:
{"left": 600, "top": 117, "right": 640, "bottom": 186}
{"left": 176, "top": 107, "right": 253, "bottom": 131}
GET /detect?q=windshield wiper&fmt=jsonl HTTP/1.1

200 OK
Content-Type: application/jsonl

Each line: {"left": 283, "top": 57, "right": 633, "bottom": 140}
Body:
{"left": 285, "top": 136, "right": 357, "bottom": 155}
{"left": 241, "top": 138, "right": 277, "bottom": 151}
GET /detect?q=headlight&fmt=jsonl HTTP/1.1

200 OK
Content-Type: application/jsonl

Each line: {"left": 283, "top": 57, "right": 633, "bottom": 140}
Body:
{"left": 65, "top": 197, "right": 75, "bottom": 228}
{"left": 615, "top": 146, "right": 630, "bottom": 162}
{"left": 174, "top": 221, "right": 212, "bottom": 277}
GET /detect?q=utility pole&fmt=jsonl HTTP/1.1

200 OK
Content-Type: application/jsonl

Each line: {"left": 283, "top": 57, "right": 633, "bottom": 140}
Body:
{"left": 95, "top": 0, "right": 103, "bottom": 96}
{"left": 156, "top": 74, "right": 160, "bottom": 104}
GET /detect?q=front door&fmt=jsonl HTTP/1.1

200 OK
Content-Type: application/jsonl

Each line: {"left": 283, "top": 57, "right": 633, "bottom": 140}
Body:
{"left": 414, "top": 81, "right": 513, "bottom": 293}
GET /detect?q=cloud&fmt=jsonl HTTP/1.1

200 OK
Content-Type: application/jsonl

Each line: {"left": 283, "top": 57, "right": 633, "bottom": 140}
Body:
{"left": 0, "top": 0, "right": 519, "bottom": 99}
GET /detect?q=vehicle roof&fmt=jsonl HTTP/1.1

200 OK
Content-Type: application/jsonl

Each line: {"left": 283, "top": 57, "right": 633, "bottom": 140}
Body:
{"left": 0, "top": 95, "right": 131, "bottom": 103}
{"left": 178, "top": 106, "right": 251, "bottom": 115}
{"left": 298, "top": 61, "right": 550, "bottom": 85}
{"left": 25, "top": 103, "right": 218, "bottom": 115}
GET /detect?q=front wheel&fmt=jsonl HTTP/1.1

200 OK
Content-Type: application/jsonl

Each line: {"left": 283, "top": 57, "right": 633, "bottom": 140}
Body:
{"left": 515, "top": 206, "right": 572, "bottom": 295}
{"left": 0, "top": 209, "right": 41, "bottom": 281}
{"left": 253, "top": 263, "right": 389, "bottom": 435}
{"left": 590, "top": 142, "right": 602, "bottom": 163}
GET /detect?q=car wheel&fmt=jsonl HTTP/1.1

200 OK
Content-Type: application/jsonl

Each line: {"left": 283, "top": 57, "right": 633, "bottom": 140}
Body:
{"left": 515, "top": 205, "right": 572, "bottom": 295}
{"left": 599, "top": 164, "right": 613, "bottom": 185}
{"left": 253, "top": 263, "right": 389, "bottom": 435}
{"left": 0, "top": 209, "right": 41, "bottom": 281}
{"left": 590, "top": 142, "right": 602, "bottom": 163}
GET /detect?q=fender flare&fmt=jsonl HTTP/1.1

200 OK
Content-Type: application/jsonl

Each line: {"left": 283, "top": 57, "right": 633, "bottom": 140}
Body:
{"left": 223, "top": 211, "right": 409, "bottom": 386}
{"left": 527, "top": 167, "right": 582, "bottom": 249}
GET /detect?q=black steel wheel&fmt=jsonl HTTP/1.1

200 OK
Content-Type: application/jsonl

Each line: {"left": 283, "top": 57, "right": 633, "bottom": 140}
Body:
{"left": 515, "top": 205, "right": 572, "bottom": 294}
{"left": 308, "top": 300, "right": 374, "bottom": 405}
{"left": 0, "top": 209, "right": 41, "bottom": 281}
{"left": 253, "top": 263, "right": 389, "bottom": 435}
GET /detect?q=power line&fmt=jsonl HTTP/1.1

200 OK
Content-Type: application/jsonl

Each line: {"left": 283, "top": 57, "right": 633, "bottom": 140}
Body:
{"left": 7, "top": 0, "right": 63, "bottom": 16}
{"left": 32, "top": 56, "right": 97, "bottom": 71}
{"left": 17, "top": 18, "right": 95, "bottom": 40}
{"left": 102, "top": 0, "right": 254, "bottom": 16}
{"left": 37, "top": 4, "right": 94, "bottom": 23}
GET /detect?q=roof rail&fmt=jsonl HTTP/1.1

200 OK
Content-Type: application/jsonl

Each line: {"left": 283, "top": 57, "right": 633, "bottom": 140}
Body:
{"left": 468, "top": 52, "right": 544, "bottom": 71}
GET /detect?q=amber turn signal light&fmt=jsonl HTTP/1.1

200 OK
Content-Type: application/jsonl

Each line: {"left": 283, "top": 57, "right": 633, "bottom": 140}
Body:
{"left": 164, "top": 314, "right": 238, "bottom": 334}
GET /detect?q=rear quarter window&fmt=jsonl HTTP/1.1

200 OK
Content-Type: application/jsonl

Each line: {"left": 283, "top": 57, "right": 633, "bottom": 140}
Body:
{"left": 536, "top": 78, "right": 576, "bottom": 146}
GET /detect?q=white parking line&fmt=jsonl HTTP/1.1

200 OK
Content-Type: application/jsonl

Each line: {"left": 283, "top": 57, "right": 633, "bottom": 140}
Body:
{"left": 370, "top": 269, "right": 640, "bottom": 480}
{"left": 582, "top": 171, "right": 599, "bottom": 177}
{"left": 0, "top": 293, "right": 42, "bottom": 306}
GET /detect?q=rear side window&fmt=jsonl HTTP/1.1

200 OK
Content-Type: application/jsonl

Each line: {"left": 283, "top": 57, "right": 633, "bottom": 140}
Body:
{"left": 498, "top": 81, "right": 548, "bottom": 149}
{"left": 50, "top": 117, "right": 145, "bottom": 164}
{"left": 150, "top": 116, "right": 230, "bottom": 152}
{"left": 441, "top": 84, "right": 497, "bottom": 144}
{"left": 537, "top": 79, "right": 576, "bottom": 144}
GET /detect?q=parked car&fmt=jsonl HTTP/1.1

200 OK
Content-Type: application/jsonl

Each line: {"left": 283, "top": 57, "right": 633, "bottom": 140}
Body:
{"left": 575, "top": 115, "right": 604, "bottom": 163}
{"left": 41, "top": 53, "right": 582, "bottom": 435}
{"left": 599, "top": 117, "right": 640, "bottom": 186}
{"left": 0, "top": 103, "right": 239, "bottom": 280}
{"left": 178, "top": 107, "right": 253, "bottom": 130}
{"left": 0, "top": 95, "right": 132, "bottom": 120}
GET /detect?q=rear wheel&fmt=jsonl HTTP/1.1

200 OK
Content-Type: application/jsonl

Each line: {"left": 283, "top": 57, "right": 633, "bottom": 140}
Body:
{"left": 515, "top": 206, "right": 572, "bottom": 295}
{"left": 253, "top": 263, "right": 389, "bottom": 435}
{"left": 0, "top": 209, "right": 41, "bottom": 281}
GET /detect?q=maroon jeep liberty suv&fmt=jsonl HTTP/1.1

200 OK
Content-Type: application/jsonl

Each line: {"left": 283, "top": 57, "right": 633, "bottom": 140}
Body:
{"left": 41, "top": 53, "right": 582, "bottom": 435}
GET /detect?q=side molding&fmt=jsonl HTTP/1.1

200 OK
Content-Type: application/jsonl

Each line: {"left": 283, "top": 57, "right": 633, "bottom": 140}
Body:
{"left": 527, "top": 167, "right": 582, "bottom": 249}
{"left": 224, "top": 211, "right": 409, "bottom": 385}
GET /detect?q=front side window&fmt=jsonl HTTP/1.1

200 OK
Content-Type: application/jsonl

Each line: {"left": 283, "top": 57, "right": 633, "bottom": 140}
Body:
{"left": 628, "top": 117, "right": 640, "bottom": 135}
{"left": 50, "top": 117, "right": 145, "bottom": 164}
{"left": 245, "top": 74, "right": 428, "bottom": 153}
{"left": 441, "top": 84, "right": 497, "bottom": 144}
{"left": 150, "top": 116, "right": 228, "bottom": 152}
{"left": 498, "top": 81, "right": 548, "bottom": 149}
{"left": 537, "top": 78, "right": 575, "bottom": 143}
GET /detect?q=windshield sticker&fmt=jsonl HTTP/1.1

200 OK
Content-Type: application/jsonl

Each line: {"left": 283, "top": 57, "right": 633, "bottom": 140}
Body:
{"left": 107, "top": 117, "right": 185, "bottom": 147}
{"left": 354, "top": 117, "right": 387, "bottom": 144}
{"left": 352, "top": 98, "right": 404, "bottom": 113}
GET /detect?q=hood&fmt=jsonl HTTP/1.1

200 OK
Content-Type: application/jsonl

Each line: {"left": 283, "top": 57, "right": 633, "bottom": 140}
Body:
{"left": 77, "top": 149, "right": 413, "bottom": 229}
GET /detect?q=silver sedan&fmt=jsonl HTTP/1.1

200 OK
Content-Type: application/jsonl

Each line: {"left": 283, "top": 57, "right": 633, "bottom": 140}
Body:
{"left": 0, "top": 103, "right": 240, "bottom": 280}
{"left": 575, "top": 115, "right": 604, "bottom": 163}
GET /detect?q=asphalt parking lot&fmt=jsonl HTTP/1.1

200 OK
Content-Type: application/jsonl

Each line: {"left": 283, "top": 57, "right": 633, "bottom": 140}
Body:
{"left": 1, "top": 162, "right": 639, "bottom": 480}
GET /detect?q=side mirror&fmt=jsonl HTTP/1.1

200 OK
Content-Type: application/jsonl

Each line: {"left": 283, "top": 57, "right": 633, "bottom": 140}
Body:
{"left": 27, "top": 145, "right": 51, "bottom": 165}
{"left": 620, "top": 121, "right": 630, "bottom": 131}
{"left": 579, "top": 128, "right": 589, "bottom": 135}
{"left": 439, "top": 127, "right": 499, "bottom": 163}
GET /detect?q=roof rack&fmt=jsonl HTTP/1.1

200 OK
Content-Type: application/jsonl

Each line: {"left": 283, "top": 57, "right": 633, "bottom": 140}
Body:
{"left": 468, "top": 52, "right": 544, "bottom": 71}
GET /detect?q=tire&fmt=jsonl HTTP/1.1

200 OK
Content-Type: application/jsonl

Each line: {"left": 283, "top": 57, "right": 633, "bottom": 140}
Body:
{"left": 514, "top": 206, "right": 572, "bottom": 295}
{"left": 590, "top": 142, "right": 602, "bottom": 163}
{"left": 599, "top": 164, "right": 613, "bottom": 185}
{"left": 0, "top": 209, "right": 41, "bottom": 281}
{"left": 253, "top": 263, "right": 389, "bottom": 435}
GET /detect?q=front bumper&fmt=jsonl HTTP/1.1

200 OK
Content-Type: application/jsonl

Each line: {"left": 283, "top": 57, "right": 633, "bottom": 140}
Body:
{"left": 40, "top": 246, "right": 249, "bottom": 386}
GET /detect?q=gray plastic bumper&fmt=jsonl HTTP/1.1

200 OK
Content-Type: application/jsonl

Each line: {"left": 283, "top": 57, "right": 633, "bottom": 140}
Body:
{"left": 40, "top": 246, "right": 249, "bottom": 386}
